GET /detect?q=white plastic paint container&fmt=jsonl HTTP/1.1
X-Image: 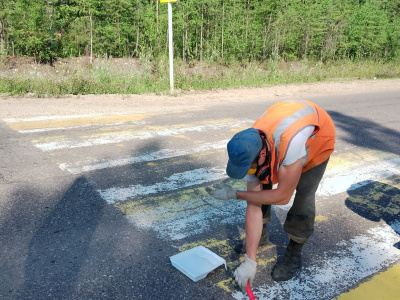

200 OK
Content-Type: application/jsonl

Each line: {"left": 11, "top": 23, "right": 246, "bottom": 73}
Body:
{"left": 170, "top": 245, "right": 227, "bottom": 282}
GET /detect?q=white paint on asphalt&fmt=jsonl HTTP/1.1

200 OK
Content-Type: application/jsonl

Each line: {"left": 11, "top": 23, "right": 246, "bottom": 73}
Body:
{"left": 317, "top": 156, "right": 400, "bottom": 196}
{"left": 126, "top": 196, "right": 247, "bottom": 240}
{"left": 3, "top": 113, "right": 108, "bottom": 123}
{"left": 232, "top": 223, "right": 400, "bottom": 300}
{"left": 18, "top": 120, "right": 147, "bottom": 133}
{"left": 98, "top": 167, "right": 227, "bottom": 204}
{"left": 34, "top": 120, "right": 252, "bottom": 151}
{"left": 59, "top": 140, "right": 229, "bottom": 174}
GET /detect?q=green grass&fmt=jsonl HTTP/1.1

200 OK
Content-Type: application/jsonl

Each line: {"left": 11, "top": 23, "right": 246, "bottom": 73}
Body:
{"left": 0, "top": 57, "right": 399, "bottom": 97}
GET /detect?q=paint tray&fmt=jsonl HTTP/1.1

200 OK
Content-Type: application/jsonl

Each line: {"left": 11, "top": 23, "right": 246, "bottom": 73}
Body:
{"left": 170, "top": 245, "right": 227, "bottom": 282}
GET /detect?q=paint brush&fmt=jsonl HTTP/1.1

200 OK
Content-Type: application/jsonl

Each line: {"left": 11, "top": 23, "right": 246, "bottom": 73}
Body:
{"left": 246, "top": 282, "right": 256, "bottom": 300}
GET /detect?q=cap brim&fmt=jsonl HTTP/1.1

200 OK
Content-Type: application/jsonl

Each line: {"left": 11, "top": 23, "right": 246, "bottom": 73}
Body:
{"left": 226, "top": 159, "right": 252, "bottom": 179}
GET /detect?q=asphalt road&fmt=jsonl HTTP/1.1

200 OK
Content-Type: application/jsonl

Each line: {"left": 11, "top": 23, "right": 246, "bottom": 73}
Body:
{"left": 1, "top": 88, "right": 399, "bottom": 300}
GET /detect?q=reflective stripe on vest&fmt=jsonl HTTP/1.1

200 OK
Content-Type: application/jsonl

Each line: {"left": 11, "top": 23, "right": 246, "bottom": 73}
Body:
{"left": 273, "top": 100, "right": 319, "bottom": 170}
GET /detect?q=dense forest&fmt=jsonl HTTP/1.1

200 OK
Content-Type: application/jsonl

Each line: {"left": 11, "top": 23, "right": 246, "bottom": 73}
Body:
{"left": 0, "top": 0, "right": 399, "bottom": 63}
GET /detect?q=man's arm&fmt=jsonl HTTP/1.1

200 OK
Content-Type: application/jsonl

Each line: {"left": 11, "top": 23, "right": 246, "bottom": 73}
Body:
{"left": 236, "top": 158, "right": 303, "bottom": 206}
{"left": 244, "top": 180, "right": 263, "bottom": 261}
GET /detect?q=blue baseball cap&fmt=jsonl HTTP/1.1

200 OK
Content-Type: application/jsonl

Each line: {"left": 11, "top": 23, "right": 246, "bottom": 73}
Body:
{"left": 226, "top": 128, "right": 262, "bottom": 179}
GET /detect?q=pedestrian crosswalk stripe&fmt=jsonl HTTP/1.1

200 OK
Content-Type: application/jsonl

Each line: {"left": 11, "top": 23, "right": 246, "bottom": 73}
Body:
{"left": 59, "top": 140, "right": 228, "bottom": 174}
{"left": 317, "top": 156, "right": 400, "bottom": 196}
{"left": 98, "top": 167, "right": 227, "bottom": 204}
{"left": 6, "top": 113, "right": 151, "bottom": 131}
{"left": 18, "top": 120, "right": 147, "bottom": 134}
{"left": 33, "top": 119, "right": 252, "bottom": 151}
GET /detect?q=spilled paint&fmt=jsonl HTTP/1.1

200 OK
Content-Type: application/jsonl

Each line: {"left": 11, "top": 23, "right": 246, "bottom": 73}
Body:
{"left": 179, "top": 238, "right": 232, "bottom": 258}
{"left": 315, "top": 215, "right": 328, "bottom": 222}
{"left": 216, "top": 278, "right": 235, "bottom": 293}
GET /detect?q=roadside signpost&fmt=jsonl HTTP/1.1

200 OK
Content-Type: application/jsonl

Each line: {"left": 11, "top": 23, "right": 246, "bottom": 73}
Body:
{"left": 160, "top": 0, "right": 177, "bottom": 94}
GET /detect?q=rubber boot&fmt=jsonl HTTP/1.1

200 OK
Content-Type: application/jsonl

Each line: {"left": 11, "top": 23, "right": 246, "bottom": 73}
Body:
{"left": 271, "top": 239, "right": 304, "bottom": 281}
{"left": 234, "top": 225, "right": 269, "bottom": 254}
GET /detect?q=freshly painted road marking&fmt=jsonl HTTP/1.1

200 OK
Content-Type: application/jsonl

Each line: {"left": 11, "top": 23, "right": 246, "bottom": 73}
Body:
{"left": 59, "top": 140, "right": 229, "bottom": 174}
{"left": 33, "top": 120, "right": 252, "bottom": 151}
{"left": 98, "top": 167, "right": 227, "bottom": 204}
{"left": 102, "top": 151, "right": 400, "bottom": 243}
{"left": 336, "top": 264, "right": 400, "bottom": 300}
{"left": 115, "top": 182, "right": 246, "bottom": 240}
{"left": 232, "top": 222, "right": 400, "bottom": 300}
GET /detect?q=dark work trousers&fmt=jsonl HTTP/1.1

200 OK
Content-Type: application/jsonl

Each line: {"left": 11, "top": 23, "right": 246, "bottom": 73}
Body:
{"left": 261, "top": 158, "right": 329, "bottom": 244}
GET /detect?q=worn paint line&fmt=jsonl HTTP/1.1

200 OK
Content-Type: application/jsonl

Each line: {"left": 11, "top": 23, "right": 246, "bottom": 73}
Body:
{"left": 18, "top": 120, "right": 147, "bottom": 134}
{"left": 3, "top": 113, "right": 108, "bottom": 123}
{"left": 232, "top": 222, "right": 400, "bottom": 300}
{"left": 317, "top": 156, "right": 400, "bottom": 196}
{"left": 278, "top": 154, "right": 400, "bottom": 211}
{"left": 59, "top": 140, "right": 229, "bottom": 174}
{"left": 98, "top": 167, "right": 227, "bottom": 204}
{"left": 6, "top": 113, "right": 151, "bottom": 131}
{"left": 110, "top": 154, "right": 399, "bottom": 241}
{"left": 35, "top": 120, "right": 252, "bottom": 151}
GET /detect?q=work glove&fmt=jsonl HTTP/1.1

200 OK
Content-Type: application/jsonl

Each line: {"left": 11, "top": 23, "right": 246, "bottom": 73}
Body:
{"left": 234, "top": 254, "right": 257, "bottom": 293}
{"left": 206, "top": 183, "right": 237, "bottom": 200}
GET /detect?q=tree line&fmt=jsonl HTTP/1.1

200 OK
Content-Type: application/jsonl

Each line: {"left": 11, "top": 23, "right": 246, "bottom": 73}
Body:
{"left": 0, "top": 0, "right": 399, "bottom": 63}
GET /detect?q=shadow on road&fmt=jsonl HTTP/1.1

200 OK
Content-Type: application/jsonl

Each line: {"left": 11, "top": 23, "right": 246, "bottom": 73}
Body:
{"left": 17, "top": 177, "right": 105, "bottom": 299}
{"left": 327, "top": 111, "right": 400, "bottom": 155}
{"left": 345, "top": 179, "right": 400, "bottom": 249}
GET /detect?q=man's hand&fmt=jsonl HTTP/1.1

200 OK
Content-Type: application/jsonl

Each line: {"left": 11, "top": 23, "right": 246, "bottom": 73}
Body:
{"left": 234, "top": 254, "right": 257, "bottom": 293}
{"left": 206, "top": 183, "right": 237, "bottom": 200}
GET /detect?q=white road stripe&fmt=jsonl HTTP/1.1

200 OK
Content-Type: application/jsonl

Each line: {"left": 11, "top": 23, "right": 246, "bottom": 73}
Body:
{"left": 232, "top": 222, "right": 400, "bottom": 300}
{"left": 126, "top": 196, "right": 247, "bottom": 240}
{"left": 108, "top": 154, "right": 400, "bottom": 241}
{"left": 18, "top": 120, "right": 147, "bottom": 134}
{"left": 59, "top": 140, "right": 228, "bottom": 174}
{"left": 317, "top": 156, "right": 400, "bottom": 196}
{"left": 35, "top": 120, "right": 252, "bottom": 151}
{"left": 98, "top": 167, "right": 227, "bottom": 204}
{"left": 3, "top": 113, "right": 109, "bottom": 123}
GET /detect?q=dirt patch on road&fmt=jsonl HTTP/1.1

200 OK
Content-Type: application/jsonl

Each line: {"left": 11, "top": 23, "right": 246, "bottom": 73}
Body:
{"left": 1, "top": 78, "right": 399, "bottom": 118}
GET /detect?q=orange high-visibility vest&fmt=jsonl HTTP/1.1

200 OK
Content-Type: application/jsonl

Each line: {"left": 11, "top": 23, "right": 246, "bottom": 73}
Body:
{"left": 252, "top": 100, "right": 335, "bottom": 184}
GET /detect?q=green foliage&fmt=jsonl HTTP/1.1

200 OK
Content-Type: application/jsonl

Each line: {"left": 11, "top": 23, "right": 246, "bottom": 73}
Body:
{"left": 0, "top": 0, "right": 398, "bottom": 62}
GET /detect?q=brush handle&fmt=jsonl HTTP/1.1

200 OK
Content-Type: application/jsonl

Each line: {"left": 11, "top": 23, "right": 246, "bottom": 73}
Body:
{"left": 246, "top": 282, "right": 256, "bottom": 300}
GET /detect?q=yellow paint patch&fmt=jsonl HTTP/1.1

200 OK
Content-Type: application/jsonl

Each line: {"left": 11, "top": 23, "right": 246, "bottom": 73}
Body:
{"left": 257, "top": 256, "right": 276, "bottom": 267}
{"left": 173, "top": 135, "right": 190, "bottom": 140}
{"left": 258, "top": 244, "right": 276, "bottom": 252}
{"left": 327, "top": 150, "right": 396, "bottom": 173}
{"left": 179, "top": 238, "right": 233, "bottom": 258}
{"left": 8, "top": 114, "right": 150, "bottom": 131}
{"left": 315, "top": 215, "right": 328, "bottom": 222}
{"left": 216, "top": 278, "right": 235, "bottom": 293}
{"left": 147, "top": 162, "right": 155, "bottom": 166}
{"left": 335, "top": 265, "right": 400, "bottom": 300}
